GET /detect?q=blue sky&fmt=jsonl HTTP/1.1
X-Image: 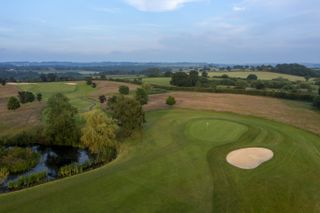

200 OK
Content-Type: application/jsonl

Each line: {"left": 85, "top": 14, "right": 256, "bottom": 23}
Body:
{"left": 0, "top": 0, "right": 319, "bottom": 63}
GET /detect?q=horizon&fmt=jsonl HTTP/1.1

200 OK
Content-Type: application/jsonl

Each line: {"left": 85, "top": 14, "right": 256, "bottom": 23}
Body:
{"left": 1, "top": 0, "right": 320, "bottom": 63}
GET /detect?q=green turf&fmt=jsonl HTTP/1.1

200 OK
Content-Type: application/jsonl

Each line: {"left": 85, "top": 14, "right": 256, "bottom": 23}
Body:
{"left": 143, "top": 77, "right": 171, "bottom": 86}
{"left": 209, "top": 71, "right": 306, "bottom": 81}
{"left": 18, "top": 82, "right": 96, "bottom": 112}
{"left": 1, "top": 109, "right": 320, "bottom": 212}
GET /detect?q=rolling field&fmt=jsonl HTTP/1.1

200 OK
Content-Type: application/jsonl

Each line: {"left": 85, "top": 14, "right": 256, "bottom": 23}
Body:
{"left": 1, "top": 109, "right": 320, "bottom": 212}
{"left": 143, "top": 77, "right": 172, "bottom": 86}
{"left": 209, "top": 71, "right": 306, "bottom": 81}
{"left": 0, "top": 81, "right": 137, "bottom": 137}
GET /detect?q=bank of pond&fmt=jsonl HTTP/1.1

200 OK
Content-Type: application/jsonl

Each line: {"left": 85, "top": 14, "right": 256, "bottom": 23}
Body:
{"left": 0, "top": 145, "right": 113, "bottom": 193}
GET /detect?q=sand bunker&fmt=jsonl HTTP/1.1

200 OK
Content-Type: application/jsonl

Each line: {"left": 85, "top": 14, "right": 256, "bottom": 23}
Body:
{"left": 226, "top": 147, "right": 273, "bottom": 169}
{"left": 7, "top": 82, "right": 37, "bottom": 85}
{"left": 64, "top": 83, "right": 77, "bottom": 86}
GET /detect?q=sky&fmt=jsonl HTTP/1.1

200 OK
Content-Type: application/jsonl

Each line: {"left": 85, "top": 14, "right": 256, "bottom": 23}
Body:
{"left": 0, "top": 0, "right": 319, "bottom": 63}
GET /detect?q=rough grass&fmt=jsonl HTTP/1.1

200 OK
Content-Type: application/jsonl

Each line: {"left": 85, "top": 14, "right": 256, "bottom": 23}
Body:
{"left": 145, "top": 92, "right": 320, "bottom": 135}
{"left": 1, "top": 109, "right": 320, "bottom": 212}
{"left": 209, "top": 71, "right": 306, "bottom": 81}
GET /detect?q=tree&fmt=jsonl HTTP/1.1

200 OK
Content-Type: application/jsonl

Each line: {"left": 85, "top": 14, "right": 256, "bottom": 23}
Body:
{"left": 254, "top": 81, "right": 265, "bottom": 90}
{"left": 164, "top": 71, "right": 173, "bottom": 77}
{"left": 1, "top": 79, "right": 6, "bottom": 86}
{"left": 86, "top": 77, "right": 92, "bottom": 85}
{"left": 81, "top": 109, "right": 118, "bottom": 161}
{"left": 44, "top": 93, "right": 79, "bottom": 146}
{"left": 99, "top": 95, "right": 107, "bottom": 104}
{"left": 170, "top": 72, "right": 192, "bottom": 87}
{"left": 36, "top": 93, "right": 42, "bottom": 102}
{"left": 18, "top": 91, "right": 35, "bottom": 104}
{"left": 119, "top": 85, "right": 129, "bottom": 95}
{"left": 313, "top": 96, "right": 320, "bottom": 110}
{"left": 135, "top": 88, "right": 148, "bottom": 105}
{"left": 166, "top": 96, "right": 176, "bottom": 106}
{"left": 247, "top": 74, "right": 258, "bottom": 80}
{"left": 107, "top": 95, "right": 118, "bottom": 110}
{"left": 143, "top": 68, "right": 161, "bottom": 77}
{"left": 189, "top": 70, "right": 199, "bottom": 86}
{"left": 111, "top": 96, "right": 145, "bottom": 136}
{"left": 201, "top": 71, "right": 208, "bottom": 78}
{"left": 7, "top": 97, "right": 20, "bottom": 110}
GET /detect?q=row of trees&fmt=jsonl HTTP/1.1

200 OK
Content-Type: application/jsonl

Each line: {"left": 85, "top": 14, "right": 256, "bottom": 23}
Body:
{"left": 7, "top": 92, "right": 42, "bottom": 111}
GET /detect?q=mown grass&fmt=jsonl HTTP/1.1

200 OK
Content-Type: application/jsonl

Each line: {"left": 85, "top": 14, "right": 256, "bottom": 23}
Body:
{"left": 209, "top": 71, "right": 306, "bottom": 81}
{"left": 143, "top": 77, "right": 172, "bottom": 86}
{"left": 18, "top": 82, "right": 96, "bottom": 112}
{"left": 1, "top": 109, "right": 320, "bottom": 212}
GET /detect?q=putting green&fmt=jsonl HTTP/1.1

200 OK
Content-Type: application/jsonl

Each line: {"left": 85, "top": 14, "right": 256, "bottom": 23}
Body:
{"left": 1, "top": 109, "right": 320, "bottom": 212}
{"left": 186, "top": 119, "right": 248, "bottom": 142}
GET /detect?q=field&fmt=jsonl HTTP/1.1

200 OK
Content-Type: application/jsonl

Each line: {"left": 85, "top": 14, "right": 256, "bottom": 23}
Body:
{"left": 0, "top": 81, "right": 138, "bottom": 137}
{"left": 143, "top": 77, "right": 172, "bottom": 86}
{"left": 209, "top": 71, "right": 306, "bottom": 81}
{"left": 1, "top": 109, "right": 320, "bottom": 212}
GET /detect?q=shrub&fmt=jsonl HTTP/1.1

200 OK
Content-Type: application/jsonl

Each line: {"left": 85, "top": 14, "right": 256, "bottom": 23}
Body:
{"left": 0, "top": 147, "right": 40, "bottom": 173}
{"left": 36, "top": 93, "right": 42, "bottom": 102}
{"left": 7, "top": 96, "right": 20, "bottom": 110}
{"left": 7, "top": 171, "right": 47, "bottom": 190}
{"left": 119, "top": 85, "right": 129, "bottom": 95}
{"left": 313, "top": 96, "right": 320, "bottom": 109}
{"left": 91, "top": 83, "right": 97, "bottom": 88}
{"left": 166, "top": 96, "right": 176, "bottom": 106}
{"left": 58, "top": 162, "right": 95, "bottom": 178}
{"left": 99, "top": 95, "right": 107, "bottom": 104}
{"left": 0, "top": 167, "right": 9, "bottom": 185}
{"left": 86, "top": 77, "right": 92, "bottom": 85}
{"left": 135, "top": 88, "right": 148, "bottom": 105}
{"left": 247, "top": 74, "right": 258, "bottom": 80}
{"left": 18, "top": 91, "right": 35, "bottom": 104}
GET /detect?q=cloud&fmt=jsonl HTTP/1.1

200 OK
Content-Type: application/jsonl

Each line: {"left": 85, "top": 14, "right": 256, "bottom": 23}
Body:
{"left": 233, "top": 6, "right": 246, "bottom": 12}
{"left": 125, "top": 0, "right": 201, "bottom": 12}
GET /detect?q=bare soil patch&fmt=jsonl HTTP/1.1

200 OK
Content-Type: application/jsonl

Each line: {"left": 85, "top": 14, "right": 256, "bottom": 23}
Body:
{"left": 145, "top": 92, "right": 320, "bottom": 135}
{"left": 226, "top": 147, "right": 274, "bottom": 169}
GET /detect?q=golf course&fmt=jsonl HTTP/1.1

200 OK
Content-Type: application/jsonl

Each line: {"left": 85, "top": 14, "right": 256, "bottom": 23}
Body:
{"left": 1, "top": 109, "right": 320, "bottom": 212}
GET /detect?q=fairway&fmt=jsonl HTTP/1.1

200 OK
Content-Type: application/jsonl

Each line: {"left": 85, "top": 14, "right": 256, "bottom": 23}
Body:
{"left": 1, "top": 109, "right": 320, "bottom": 212}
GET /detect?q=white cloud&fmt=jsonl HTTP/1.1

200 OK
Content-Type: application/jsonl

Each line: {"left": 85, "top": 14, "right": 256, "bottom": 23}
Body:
{"left": 233, "top": 6, "right": 246, "bottom": 12}
{"left": 125, "top": 0, "right": 201, "bottom": 12}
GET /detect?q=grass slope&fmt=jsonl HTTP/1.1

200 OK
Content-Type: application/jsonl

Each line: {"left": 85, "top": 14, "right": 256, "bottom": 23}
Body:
{"left": 1, "top": 109, "right": 320, "bottom": 212}
{"left": 19, "top": 82, "right": 95, "bottom": 112}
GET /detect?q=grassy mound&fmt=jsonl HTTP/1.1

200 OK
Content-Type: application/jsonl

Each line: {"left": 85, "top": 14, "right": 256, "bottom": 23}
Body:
{"left": 1, "top": 109, "right": 320, "bottom": 212}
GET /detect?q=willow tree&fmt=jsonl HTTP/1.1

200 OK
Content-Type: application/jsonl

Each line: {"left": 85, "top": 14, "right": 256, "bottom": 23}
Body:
{"left": 81, "top": 109, "right": 118, "bottom": 161}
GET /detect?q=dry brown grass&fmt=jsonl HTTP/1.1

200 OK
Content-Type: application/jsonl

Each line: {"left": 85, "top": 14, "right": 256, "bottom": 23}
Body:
{"left": 89, "top": 81, "right": 138, "bottom": 99}
{"left": 145, "top": 92, "right": 320, "bottom": 135}
{"left": 0, "top": 85, "right": 44, "bottom": 137}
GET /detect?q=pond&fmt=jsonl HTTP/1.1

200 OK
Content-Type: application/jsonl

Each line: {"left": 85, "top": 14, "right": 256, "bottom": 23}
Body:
{"left": 1, "top": 145, "right": 92, "bottom": 192}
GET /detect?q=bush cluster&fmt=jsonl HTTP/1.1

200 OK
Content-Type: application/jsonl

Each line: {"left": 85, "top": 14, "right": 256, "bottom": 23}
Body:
{"left": 0, "top": 147, "right": 40, "bottom": 173}
{"left": 7, "top": 171, "right": 47, "bottom": 190}
{"left": 18, "top": 91, "right": 35, "bottom": 104}
{"left": 0, "top": 167, "right": 9, "bottom": 185}
{"left": 58, "top": 161, "right": 92, "bottom": 177}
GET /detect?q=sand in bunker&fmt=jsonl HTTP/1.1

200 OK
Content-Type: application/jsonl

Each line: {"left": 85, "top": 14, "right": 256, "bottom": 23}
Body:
{"left": 65, "top": 83, "right": 77, "bottom": 85}
{"left": 226, "top": 148, "right": 273, "bottom": 169}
